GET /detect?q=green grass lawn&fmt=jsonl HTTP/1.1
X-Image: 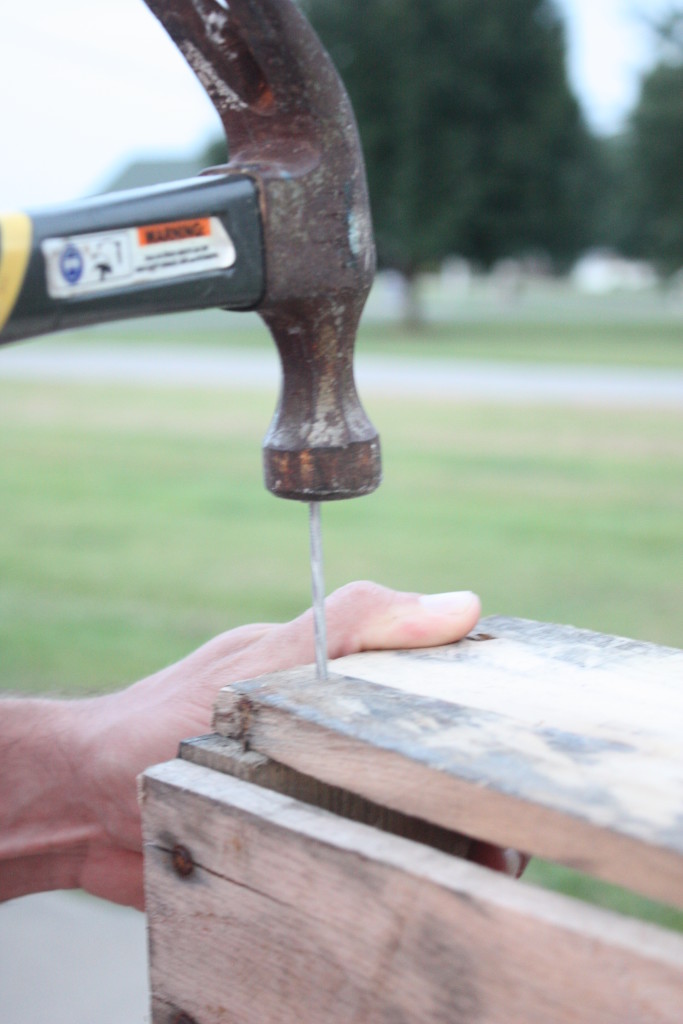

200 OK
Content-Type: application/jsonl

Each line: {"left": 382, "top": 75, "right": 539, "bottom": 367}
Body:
{"left": 359, "top": 317, "right": 683, "bottom": 367}
{"left": 38, "top": 277, "right": 683, "bottom": 369}
{"left": 1, "top": 312, "right": 681, "bottom": 932}
{"left": 2, "top": 379, "right": 680, "bottom": 694}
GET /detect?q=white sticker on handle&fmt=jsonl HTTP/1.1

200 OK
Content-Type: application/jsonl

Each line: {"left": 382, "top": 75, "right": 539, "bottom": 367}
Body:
{"left": 42, "top": 217, "right": 236, "bottom": 299}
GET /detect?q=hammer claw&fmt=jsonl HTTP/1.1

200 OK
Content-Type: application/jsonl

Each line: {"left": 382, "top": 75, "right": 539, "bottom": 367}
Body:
{"left": 143, "top": 0, "right": 271, "bottom": 133}
{"left": 144, "top": 0, "right": 337, "bottom": 133}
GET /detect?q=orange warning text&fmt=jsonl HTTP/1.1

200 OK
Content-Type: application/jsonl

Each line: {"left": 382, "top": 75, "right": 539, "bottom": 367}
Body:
{"left": 138, "top": 219, "right": 211, "bottom": 246}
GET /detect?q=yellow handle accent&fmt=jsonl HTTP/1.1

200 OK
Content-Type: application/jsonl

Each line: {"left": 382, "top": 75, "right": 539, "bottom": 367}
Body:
{"left": 0, "top": 212, "right": 32, "bottom": 334}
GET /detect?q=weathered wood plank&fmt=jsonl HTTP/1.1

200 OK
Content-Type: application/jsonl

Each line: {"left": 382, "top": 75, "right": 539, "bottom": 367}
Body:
{"left": 180, "top": 733, "right": 471, "bottom": 857}
{"left": 212, "top": 617, "right": 683, "bottom": 908}
{"left": 142, "top": 760, "right": 683, "bottom": 1024}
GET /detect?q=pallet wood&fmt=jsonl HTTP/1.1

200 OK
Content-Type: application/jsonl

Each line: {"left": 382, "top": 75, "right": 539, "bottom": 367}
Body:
{"left": 142, "top": 759, "right": 683, "bottom": 1024}
{"left": 213, "top": 616, "right": 683, "bottom": 909}
{"left": 180, "top": 733, "right": 471, "bottom": 857}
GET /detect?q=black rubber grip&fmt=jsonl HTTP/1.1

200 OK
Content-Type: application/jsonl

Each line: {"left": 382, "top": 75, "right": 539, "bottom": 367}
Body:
{"left": 0, "top": 174, "right": 264, "bottom": 345}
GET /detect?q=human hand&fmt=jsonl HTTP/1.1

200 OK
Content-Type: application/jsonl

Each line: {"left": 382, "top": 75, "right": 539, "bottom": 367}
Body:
{"left": 77, "top": 582, "right": 483, "bottom": 907}
{"left": 2, "top": 582, "right": 525, "bottom": 909}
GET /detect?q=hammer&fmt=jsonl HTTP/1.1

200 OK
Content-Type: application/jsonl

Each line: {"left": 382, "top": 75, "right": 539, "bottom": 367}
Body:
{"left": 0, "top": 0, "right": 381, "bottom": 678}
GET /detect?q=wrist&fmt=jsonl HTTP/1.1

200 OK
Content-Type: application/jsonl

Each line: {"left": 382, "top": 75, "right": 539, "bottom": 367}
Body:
{"left": 0, "top": 697, "right": 105, "bottom": 900}
{"left": 75, "top": 688, "right": 145, "bottom": 852}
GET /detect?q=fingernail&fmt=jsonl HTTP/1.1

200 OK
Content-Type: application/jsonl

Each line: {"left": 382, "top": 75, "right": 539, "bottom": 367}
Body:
{"left": 419, "top": 591, "right": 478, "bottom": 614}
{"left": 503, "top": 848, "right": 524, "bottom": 878}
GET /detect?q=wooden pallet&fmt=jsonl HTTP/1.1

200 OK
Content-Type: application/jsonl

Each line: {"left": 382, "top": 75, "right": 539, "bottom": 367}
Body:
{"left": 141, "top": 617, "right": 683, "bottom": 1023}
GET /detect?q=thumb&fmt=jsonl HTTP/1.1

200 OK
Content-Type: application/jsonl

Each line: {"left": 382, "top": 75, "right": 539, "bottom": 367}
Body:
{"left": 324, "top": 581, "right": 481, "bottom": 659}
{"left": 219, "top": 582, "right": 480, "bottom": 681}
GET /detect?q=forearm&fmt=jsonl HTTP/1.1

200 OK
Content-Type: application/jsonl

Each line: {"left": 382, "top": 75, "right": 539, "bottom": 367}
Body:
{"left": 0, "top": 698, "right": 103, "bottom": 901}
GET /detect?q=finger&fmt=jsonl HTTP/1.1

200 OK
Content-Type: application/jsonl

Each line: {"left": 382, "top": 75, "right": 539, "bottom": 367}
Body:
{"left": 249, "top": 580, "right": 481, "bottom": 670}
{"left": 467, "top": 841, "right": 530, "bottom": 879}
{"left": 327, "top": 582, "right": 482, "bottom": 658}
{"left": 80, "top": 846, "right": 145, "bottom": 909}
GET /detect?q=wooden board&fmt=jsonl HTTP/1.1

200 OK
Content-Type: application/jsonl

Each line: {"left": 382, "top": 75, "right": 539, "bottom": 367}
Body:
{"left": 213, "top": 616, "right": 683, "bottom": 909}
{"left": 142, "top": 759, "right": 683, "bottom": 1024}
{"left": 180, "top": 733, "right": 471, "bottom": 857}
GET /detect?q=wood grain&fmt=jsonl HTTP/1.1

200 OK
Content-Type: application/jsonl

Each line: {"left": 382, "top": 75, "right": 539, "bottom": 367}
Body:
{"left": 212, "top": 616, "right": 683, "bottom": 908}
{"left": 180, "top": 733, "right": 471, "bottom": 857}
{"left": 142, "top": 760, "right": 683, "bottom": 1024}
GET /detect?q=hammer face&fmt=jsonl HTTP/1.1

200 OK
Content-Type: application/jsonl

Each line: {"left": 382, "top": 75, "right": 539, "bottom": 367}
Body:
{"left": 144, "top": 0, "right": 380, "bottom": 502}
{"left": 262, "top": 297, "right": 381, "bottom": 502}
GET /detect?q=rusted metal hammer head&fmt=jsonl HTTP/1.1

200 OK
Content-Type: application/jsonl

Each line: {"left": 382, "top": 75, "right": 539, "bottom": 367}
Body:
{"left": 143, "top": 0, "right": 381, "bottom": 501}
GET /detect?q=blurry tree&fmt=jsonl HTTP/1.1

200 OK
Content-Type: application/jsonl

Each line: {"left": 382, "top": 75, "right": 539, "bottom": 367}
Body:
{"left": 201, "top": 137, "right": 229, "bottom": 168}
{"left": 300, "top": 0, "right": 598, "bottom": 317}
{"left": 589, "top": 134, "right": 632, "bottom": 253}
{"left": 621, "top": 11, "right": 683, "bottom": 274}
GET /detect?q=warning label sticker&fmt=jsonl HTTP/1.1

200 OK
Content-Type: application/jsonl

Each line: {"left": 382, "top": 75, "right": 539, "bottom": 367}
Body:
{"left": 137, "top": 219, "right": 211, "bottom": 246}
{"left": 42, "top": 216, "right": 236, "bottom": 299}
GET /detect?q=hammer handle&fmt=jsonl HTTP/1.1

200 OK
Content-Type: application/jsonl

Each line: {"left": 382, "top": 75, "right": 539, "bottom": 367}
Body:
{"left": 0, "top": 175, "right": 264, "bottom": 345}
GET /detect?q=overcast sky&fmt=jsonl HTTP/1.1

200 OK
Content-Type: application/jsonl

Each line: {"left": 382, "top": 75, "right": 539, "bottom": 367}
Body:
{"left": 0, "top": 0, "right": 679, "bottom": 210}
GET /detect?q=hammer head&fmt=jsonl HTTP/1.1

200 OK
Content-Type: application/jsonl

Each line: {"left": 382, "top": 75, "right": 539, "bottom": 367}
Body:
{"left": 143, "top": 0, "right": 381, "bottom": 501}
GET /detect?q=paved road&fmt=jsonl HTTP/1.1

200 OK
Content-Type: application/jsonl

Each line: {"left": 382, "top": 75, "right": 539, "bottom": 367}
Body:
{"left": 1, "top": 342, "right": 682, "bottom": 406}
{"left": 0, "top": 891, "right": 148, "bottom": 1024}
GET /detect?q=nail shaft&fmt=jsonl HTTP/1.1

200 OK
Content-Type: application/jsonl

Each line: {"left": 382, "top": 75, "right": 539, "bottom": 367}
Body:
{"left": 308, "top": 502, "right": 328, "bottom": 681}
